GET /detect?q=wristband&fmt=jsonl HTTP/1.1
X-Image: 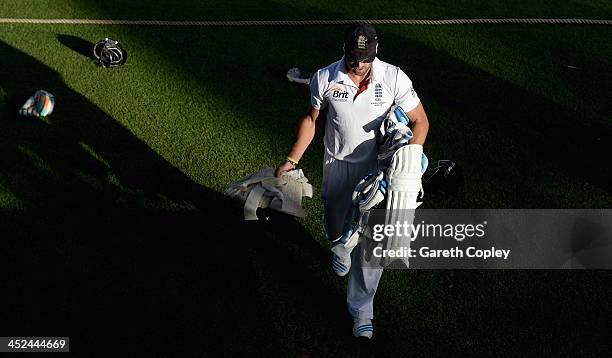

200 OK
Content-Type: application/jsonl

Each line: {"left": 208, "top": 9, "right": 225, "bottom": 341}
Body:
{"left": 286, "top": 156, "right": 299, "bottom": 166}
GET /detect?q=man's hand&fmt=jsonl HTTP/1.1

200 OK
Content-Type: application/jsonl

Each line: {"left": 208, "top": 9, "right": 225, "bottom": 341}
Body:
{"left": 275, "top": 161, "right": 296, "bottom": 177}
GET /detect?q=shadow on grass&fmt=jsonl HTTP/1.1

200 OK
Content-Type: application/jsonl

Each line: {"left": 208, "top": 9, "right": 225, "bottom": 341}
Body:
{"left": 57, "top": 34, "right": 97, "bottom": 60}
{"left": 0, "top": 41, "right": 343, "bottom": 355}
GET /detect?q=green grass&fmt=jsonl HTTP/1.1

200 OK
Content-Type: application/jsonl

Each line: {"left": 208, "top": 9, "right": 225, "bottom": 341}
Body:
{"left": 1, "top": 1, "right": 611, "bottom": 356}
{"left": 2, "top": 0, "right": 612, "bottom": 20}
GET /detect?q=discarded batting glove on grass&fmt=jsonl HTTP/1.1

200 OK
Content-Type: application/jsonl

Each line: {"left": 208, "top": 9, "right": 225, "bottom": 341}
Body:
{"left": 19, "top": 90, "right": 55, "bottom": 118}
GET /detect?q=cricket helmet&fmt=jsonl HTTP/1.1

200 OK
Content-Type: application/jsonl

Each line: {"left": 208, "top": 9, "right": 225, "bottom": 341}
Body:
{"left": 93, "top": 38, "right": 127, "bottom": 67}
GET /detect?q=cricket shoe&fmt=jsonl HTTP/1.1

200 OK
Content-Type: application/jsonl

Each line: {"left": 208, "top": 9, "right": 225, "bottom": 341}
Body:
{"left": 331, "top": 229, "right": 357, "bottom": 276}
{"left": 353, "top": 318, "right": 374, "bottom": 339}
{"left": 331, "top": 250, "right": 351, "bottom": 277}
{"left": 286, "top": 67, "right": 312, "bottom": 85}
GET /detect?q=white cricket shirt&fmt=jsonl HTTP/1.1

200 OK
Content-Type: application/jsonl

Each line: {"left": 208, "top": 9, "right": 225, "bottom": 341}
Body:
{"left": 310, "top": 57, "right": 420, "bottom": 163}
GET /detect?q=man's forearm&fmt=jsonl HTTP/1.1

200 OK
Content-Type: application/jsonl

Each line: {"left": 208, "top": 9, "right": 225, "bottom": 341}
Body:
{"left": 407, "top": 102, "right": 429, "bottom": 145}
{"left": 288, "top": 113, "right": 317, "bottom": 161}
{"left": 409, "top": 118, "right": 429, "bottom": 145}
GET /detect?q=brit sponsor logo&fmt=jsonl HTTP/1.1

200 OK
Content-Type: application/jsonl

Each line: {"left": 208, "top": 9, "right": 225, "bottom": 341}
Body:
{"left": 332, "top": 90, "right": 349, "bottom": 99}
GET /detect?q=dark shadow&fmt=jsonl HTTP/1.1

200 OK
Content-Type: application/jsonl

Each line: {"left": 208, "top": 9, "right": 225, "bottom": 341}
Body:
{"left": 57, "top": 34, "right": 96, "bottom": 59}
{"left": 0, "top": 40, "right": 342, "bottom": 355}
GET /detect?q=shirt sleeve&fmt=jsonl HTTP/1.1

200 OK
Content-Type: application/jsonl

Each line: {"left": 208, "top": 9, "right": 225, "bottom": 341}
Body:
{"left": 310, "top": 70, "right": 327, "bottom": 110}
{"left": 394, "top": 68, "right": 420, "bottom": 113}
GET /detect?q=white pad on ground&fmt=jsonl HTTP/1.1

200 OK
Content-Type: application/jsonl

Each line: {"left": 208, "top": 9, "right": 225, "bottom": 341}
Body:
{"left": 225, "top": 168, "right": 313, "bottom": 220}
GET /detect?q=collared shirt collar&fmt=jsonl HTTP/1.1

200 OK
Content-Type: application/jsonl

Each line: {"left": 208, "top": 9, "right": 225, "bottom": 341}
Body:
{"left": 332, "top": 56, "right": 382, "bottom": 87}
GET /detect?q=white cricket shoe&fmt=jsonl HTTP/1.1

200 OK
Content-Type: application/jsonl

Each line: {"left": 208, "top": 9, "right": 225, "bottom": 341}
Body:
{"left": 353, "top": 318, "right": 374, "bottom": 339}
{"left": 331, "top": 231, "right": 355, "bottom": 277}
{"left": 331, "top": 250, "right": 351, "bottom": 277}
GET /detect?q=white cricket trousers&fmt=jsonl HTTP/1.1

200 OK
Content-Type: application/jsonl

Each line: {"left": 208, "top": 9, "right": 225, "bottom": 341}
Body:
{"left": 321, "top": 152, "right": 383, "bottom": 320}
